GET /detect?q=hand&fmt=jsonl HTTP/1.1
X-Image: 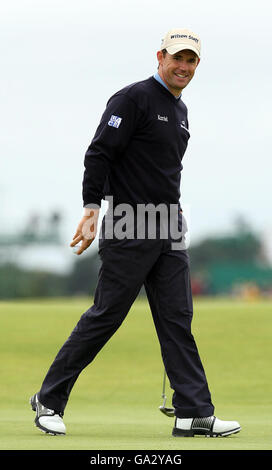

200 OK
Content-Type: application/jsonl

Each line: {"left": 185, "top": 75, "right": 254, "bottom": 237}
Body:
{"left": 70, "top": 209, "right": 100, "bottom": 255}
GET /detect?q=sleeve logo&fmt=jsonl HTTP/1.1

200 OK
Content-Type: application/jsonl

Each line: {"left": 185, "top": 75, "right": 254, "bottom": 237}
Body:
{"left": 108, "top": 115, "right": 122, "bottom": 128}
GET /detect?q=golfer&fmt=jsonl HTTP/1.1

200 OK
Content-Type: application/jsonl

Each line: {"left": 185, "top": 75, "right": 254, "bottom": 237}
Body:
{"left": 30, "top": 28, "right": 241, "bottom": 437}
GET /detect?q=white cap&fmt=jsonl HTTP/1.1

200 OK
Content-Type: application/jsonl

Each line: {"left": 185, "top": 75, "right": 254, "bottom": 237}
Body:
{"left": 161, "top": 28, "right": 201, "bottom": 58}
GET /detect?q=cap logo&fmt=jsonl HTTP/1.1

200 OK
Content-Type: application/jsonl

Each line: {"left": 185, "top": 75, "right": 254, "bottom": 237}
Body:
{"left": 170, "top": 34, "right": 199, "bottom": 43}
{"left": 170, "top": 34, "right": 187, "bottom": 39}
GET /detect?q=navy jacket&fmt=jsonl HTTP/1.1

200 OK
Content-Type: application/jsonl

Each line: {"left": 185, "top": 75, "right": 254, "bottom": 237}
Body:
{"left": 82, "top": 76, "right": 190, "bottom": 209}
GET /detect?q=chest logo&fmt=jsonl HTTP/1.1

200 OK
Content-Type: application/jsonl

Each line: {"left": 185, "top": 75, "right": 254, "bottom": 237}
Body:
{"left": 157, "top": 114, "right": 168, "bottom": 122}
{"left": 108, "top": 115, "right": 122, "bottom": 128}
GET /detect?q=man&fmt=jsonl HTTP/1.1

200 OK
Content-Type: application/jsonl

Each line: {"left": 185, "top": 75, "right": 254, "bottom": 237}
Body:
{"left": 30, "top": 28, "right": 241, "bottom": 438}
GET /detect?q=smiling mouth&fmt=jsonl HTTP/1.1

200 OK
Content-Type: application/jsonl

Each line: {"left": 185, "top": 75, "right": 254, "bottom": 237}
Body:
{"left": 175, "top": 73, "right": 188, "bottom": 79}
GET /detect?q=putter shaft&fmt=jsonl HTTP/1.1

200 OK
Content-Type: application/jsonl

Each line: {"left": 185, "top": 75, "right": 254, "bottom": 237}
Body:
{"left": 159, "top": 368, "right": 174, "bottom": 417}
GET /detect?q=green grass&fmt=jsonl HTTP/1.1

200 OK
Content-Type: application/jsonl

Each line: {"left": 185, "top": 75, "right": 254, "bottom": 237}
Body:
{"left": 0, "top": 296, "right": 271, "bottom": 450}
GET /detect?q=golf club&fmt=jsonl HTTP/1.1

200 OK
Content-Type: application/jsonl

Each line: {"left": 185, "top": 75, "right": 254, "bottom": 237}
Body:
{"left": 159, "top": 368, "right": 175, "bottom": 417}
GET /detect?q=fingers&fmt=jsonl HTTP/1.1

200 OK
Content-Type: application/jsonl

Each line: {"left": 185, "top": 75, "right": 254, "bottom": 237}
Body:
{"left": 70, "top": 234, "right": 82, "bottom": 247}
{"left": 74, "top": 236, "right": 95, "bottom": 255}
{"left": 70, "top": 232, "right": 95, "bottom": 255}
{"left": 70, "top": 216, "right": 98, "bottom": 255}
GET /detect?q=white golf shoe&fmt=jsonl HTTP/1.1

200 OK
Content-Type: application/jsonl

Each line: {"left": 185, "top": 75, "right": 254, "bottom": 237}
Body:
{"left": 172, "top": 415, "right": 241, "bottom": 437}
{"left": 30, "top": 393, "right": 66, "bottom": 435}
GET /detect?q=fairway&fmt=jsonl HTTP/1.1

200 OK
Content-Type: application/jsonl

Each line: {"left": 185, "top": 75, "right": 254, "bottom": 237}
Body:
{"left": 0, "top": 296, "right": 271, "bottom": 451}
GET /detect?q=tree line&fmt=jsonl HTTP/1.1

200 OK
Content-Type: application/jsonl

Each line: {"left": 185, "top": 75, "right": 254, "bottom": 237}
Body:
{"left": 0, "top": 220, "right": 271, "bottom": 299}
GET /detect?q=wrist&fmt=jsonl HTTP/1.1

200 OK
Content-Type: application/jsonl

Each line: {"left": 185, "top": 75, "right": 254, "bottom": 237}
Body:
{"left": 83, "top": 208, "right": 93, "bottom": 217}
{"left": 83, "top": 207, "right": 100, "bottom": 217}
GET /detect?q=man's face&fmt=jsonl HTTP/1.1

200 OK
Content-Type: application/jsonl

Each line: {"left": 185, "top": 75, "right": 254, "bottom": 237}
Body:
{"left": 157, "top": 49, "right": 200, "bottom": 96}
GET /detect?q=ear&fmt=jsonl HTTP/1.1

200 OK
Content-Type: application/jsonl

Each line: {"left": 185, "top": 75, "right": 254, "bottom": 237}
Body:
{"left": 157, "top": 50, "right": 163, "bottom": 66}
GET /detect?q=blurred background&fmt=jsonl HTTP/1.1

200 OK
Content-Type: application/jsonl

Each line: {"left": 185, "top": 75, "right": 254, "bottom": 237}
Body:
{"left": 1, "top": 0, "right": 272, "bottom": 300}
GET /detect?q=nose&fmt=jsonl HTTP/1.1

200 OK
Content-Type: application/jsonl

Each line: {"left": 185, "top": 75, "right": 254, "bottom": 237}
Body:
{"left": 178, "top": 60, "right": 189, "bottom": 73}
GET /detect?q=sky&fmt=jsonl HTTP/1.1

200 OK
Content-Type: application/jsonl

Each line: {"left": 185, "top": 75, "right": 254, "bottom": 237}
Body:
{"left": 1, "top": 0, "right": 272, "bottom": 265}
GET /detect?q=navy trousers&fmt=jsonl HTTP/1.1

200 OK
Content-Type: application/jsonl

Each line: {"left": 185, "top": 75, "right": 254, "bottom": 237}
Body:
{"left": 39, "top": 214, "right": 214, "bottom": 418}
